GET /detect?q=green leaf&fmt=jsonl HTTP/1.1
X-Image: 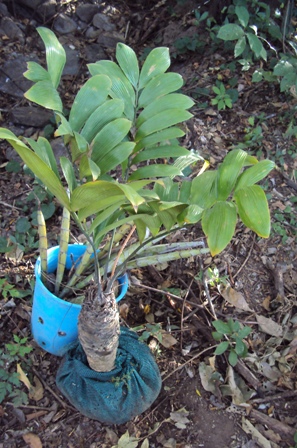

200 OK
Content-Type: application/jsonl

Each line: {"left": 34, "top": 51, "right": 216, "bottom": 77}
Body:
{"left": 177, "top": 204, "right": 203, "bottom": 224}
{"left": 212, "top": 331, "right": 223, "bottom": 341}
{"left": 212, "top": 320, "right": 231, "bottom": 334}
{"left": 79, "top": 155, "right": 100, "bottom": 181}
{"left": 81, "top": 98, "right": 124, "bottom": 142}
{"left": 88, "top": 60, "right": 135, "bottom": 120}
{"left": 60, "top": 156, "right": 77, "bottom": 192}
{"left": 23, "top": 61, "right": 51, "bottom": 82}
{"left": 78, "top": 195, "right": 125, "bottom": 221}
{"left": 37, "top": 27, "right": 66, "bottom": 89}
{"left": 139, "top": 47, "right": 170, "bottom": 89}
{"left": 138, "top": 73, "right": 183, "bottom": 108}
{"left": 16, "top": 217, "right": 31, "bottom": 233}
{"left": 70, "top": 181, "right": 124, "bottom": 212}
{"left": 24, "top": 81, "right": 63, "bottom": 111}
{"left": 136, "top": 93, "right": 194, "bottom": 127}
{"left": 217, "top": 149, "right": 247, "bottom": 201}
{"left": 25, "top": 137, "right": 59, "bottom": 178}
{"left": 0, "top": 128, "right": 70, "bottom": 209}
{"left": 234, "top": 185, "right": 270, "bottom": 237}
{"left": 235, "top": 5, "right": 249, "bottom": 28}
{"left": 202, "top": 201, "right": 237, "bottom": 256}
{"left": 190, "top": 171, "right": 217, "bottom": 209}
{"left": 136, "top": 109, "right": 192, "bottom": 140}
{"left": 133, "top": 145, "right": 189, "bottom": 163}
{"left": 228, "top": 350, "right": 238, "bottom": 366}
{"left": 134, "top": 127, "right": 185, "bottom": 153}
{"left": 234, "top": 36, "right": 246, "bottom": 57}
{"left": 237, "top": 326, "right": 252, "bottom": 339}
{"left": 116, "top": 43, "right": 139, "bottom": 88}
{"left": 235, "top": 337, "right": 246, "bottom": 356}
{"left": 55, "top": 113, "right": 73, "bottom": 137}
{"left": 246, "top": 33, "right": 266, "bottom": 60}
{"left": 235, "top": 160, "right": 275, "bottom": 191}
{"left": 69, "top": 75, "right": 112, "bottom": 132}
{"left": 215, "top": 341, "right": 229, "bottom": 355}
{"left": 217, "top": 24, "right": 244, "bottom": 41}
{"left": 98, "top": 141, "right": 135, "bottom": 175}
{"left": 129, "top": 164, "right": 182, "bottom": 180}
{"left": 91, "top": 118, "right": 132, "bottom": 166}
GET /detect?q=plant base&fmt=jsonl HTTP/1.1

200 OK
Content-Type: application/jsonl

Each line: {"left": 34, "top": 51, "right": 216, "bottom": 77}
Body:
{"left": 56, "top": 327, "right": 162, "bottom": 424}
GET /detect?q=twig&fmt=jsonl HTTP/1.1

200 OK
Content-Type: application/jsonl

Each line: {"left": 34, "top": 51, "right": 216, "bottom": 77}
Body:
{"left": 201, "top": 264, "right": 217, "bottom": 320}
{"left": 234, "top": 358, "right": 261, "bottom": 391}
{"left": 233, "top": 233, "right": 256, "bottom": 280}
{"left": 250, "top": 409, "right": 296, "bottom": 442}
{"left": 110, "top": 225, "right": 136, "bottom": 279}
{"left": 162, "top": 344, "right": 217, "bottom": 382}
{"left": 251, "top": 389, "right": 297, "bottom": 404}
{"left": 132, "top": 281, "right": 204, "bottom": 309}
{"left": 0, "top": 200, "right": 23, "bottom": 211}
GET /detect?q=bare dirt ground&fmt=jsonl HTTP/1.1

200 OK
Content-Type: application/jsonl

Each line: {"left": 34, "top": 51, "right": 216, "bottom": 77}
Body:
{"left": 0, "top": 1, "right": 297, "bottom": 447}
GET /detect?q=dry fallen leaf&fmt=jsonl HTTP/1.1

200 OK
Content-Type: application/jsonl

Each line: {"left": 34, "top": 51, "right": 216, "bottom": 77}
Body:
{"left": 219, "top": 284, "right": 252, "bottom": 312}
{"left": 22, "top": 433, "right": 43, "bottom": 448}
{"left": 241, "top": 417, "right": 272, "bottom": 448}
{"left": 29, "top": 376, "right": 44, "bottom": 401}
{"left": 256, "top": 315, "right": 283, "bottom": 337}
{"left": 159, "top": 331, "right": 178, "bottom": 348}
{"left": 17, "top": 363, "right": 31, "bottom": 390}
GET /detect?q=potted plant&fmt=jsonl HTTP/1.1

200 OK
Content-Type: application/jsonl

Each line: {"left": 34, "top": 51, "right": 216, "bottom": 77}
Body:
{"left": 0, "top": 27, "right": 274, "bottom": 423}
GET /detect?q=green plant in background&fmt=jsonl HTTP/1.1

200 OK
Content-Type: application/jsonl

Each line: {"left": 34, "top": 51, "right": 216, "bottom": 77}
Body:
{"left": 215, "top": 0, "right": 297, "bottom": 95}
{"left": 212, "top": 318, "right": 252, "bottom": 366}
{"left": 211, "top": 81, "right": 233, "bottom": 110}
{"left": 0, "top": 278, "right": 31, "bottom": 299}
{"left": 0, "top": 27, "right": 274, "bottom": 373}
{"left": 0, "top": 335, "right": 33, "bottom": 406}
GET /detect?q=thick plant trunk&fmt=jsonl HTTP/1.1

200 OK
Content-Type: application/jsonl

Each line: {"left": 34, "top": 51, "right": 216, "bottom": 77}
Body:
{"left": 78, "top": 285, "right": 120, "bottom": 372}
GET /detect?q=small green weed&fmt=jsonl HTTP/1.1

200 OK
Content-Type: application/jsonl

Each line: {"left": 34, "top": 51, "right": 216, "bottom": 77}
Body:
{"left": 0, "top": 335, "right": 33, "bottom": 406}
{"left": 211, "top": 82, "right": 234, "bottom": 110}
{"left": 212, "top": 318, "right": 251, "bottom": 366}
{"left": 272, "top": 202, "right": 297, "bottom": 243}
{"left": 0, "top": 278, "right": 31, "bottom": 299}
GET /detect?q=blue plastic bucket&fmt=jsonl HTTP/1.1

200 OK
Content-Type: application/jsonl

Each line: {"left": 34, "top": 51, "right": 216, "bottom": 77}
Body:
{"left": 31, "top": 244, "right": 129, "bottom": 356}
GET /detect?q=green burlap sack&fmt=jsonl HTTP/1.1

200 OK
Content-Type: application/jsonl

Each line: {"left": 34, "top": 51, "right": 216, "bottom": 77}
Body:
{"left": 56, "top": 327, "right": 162, "bottom": 424}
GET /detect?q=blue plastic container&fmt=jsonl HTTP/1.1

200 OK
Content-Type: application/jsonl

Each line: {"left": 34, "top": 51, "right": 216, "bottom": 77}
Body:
{"left": 32, "top": 244, "right": 129, "bottom": 356}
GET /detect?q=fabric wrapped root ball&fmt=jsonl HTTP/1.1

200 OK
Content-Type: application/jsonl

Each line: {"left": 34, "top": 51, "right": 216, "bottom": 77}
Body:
{"left": 56, "top": 327, "right": 162, "bottom": 424}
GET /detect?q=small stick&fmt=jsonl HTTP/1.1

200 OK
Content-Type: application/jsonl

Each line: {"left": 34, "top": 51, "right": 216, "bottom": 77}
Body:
{"left": 250, "top": 409, "right": 295, "bottom": 442}
{"left": 233, "top": 234, "right": 256, "bottom": 280}
{"left": 162, "top": 344, "right": 217, "bottom": 382}
{"left": 251, "top": 389, "right": 297, "bottom": 404}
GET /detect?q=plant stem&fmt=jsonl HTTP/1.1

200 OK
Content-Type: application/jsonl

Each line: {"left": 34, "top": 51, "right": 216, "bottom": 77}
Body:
{"left": 71, "top": 213, "right": 102, "bottom": 298}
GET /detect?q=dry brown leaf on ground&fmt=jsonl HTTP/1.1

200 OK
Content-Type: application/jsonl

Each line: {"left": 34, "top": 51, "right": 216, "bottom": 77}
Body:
{"left": 218, "top": 284, "right": 253, "bottom": 312}
{"left": 256, "top": 315, "right": 283, "bottom": 337}
{"left": 241, "top": 417, "right": 272, "bottom": 448}
{"left": 22, "top": 433, "right": 42, "bottom": 448}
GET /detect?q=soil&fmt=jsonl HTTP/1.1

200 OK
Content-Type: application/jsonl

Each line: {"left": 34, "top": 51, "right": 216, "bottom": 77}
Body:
{"left": 0, "top": 1, "right": 297, "bottom": 448}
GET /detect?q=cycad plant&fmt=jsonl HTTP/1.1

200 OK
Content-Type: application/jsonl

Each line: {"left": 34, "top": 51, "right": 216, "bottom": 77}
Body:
{"left": 0, "top": 28, "right": 274, "bottom": 372}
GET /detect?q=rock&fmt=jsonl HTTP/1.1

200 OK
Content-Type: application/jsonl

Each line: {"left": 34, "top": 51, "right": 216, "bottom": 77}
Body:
{"left": 53, "top": 13, "right": 77, "bottom": 35}
{"left": 96, "top": 32, "right": 124, "bottom": 48}
{"left": 85, "top": 26, "right": 101, "bottom": 40}
{"left": 93, "top": 13, "right": 115, "bottom": 32}
{"left": 76, "top": 4, "right": 101, "bottom": 23}
{"left": 0, "top": 56, "right": 34, "bottom": 98}
{"left": 0, "top": 17, "right": 25, "bottom": 44}
{"left": 51, "top": 138, "right": 68, "bottom": 162}
{"left": 0, "top": 3, "right": 9, "bottom": 16}
{"left": 84, "top": 43, "right": 107, "bottom": 63}
{"left": 10, "top": 107, "right": 53, "bottom": 127}
{"left": 13, "top": 0, "right": 47, "bottom": 9}
{"left": 63, "top": 45, "right": 80, "bottom": 76}
{"left": 36, "top": 0, "right": 57, "bottom": 21}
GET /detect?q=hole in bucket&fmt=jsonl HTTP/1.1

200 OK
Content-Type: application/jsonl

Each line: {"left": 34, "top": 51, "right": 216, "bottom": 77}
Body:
{"left": 41, "top": 341, "right": 46, "bottom": 346}
{"left": 38, "top": 317, "right": 44, "bottom": 324}
{"left": 58, "top": 331, "right": 67, "bottom": 337}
